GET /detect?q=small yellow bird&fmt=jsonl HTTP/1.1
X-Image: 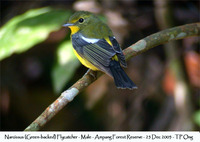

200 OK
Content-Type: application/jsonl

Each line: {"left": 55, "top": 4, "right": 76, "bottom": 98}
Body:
{"left": 63, "top": 11, "right": 137, "bottom": 89}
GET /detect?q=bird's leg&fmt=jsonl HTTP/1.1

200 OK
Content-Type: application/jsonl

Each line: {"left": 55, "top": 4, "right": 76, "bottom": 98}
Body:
{"left": 84, "top": 69, "right": 97, "bottom": 79}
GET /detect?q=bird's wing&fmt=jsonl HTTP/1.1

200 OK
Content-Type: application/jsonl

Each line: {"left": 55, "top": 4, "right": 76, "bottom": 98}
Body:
{"left": 72, "top": 34, "right": 127, "bottom": 72}
{"left": 82, "top": 38, "right": 116, "bottom": 71}
{"left": 109, "top": 37, "right": 127, "bottom": 67}
{"left": 72, "top": 34, "right": 116, "bottom": 71}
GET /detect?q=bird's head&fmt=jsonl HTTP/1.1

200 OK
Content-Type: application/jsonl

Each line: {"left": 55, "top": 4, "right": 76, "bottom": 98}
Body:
{"left": 63, "top": 11, "right": 99, "bottom": 35}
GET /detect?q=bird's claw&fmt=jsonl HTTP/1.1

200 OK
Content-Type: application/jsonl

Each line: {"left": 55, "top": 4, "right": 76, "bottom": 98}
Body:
{"left": 84, "top": 69, "right": 97, "bottom": 79}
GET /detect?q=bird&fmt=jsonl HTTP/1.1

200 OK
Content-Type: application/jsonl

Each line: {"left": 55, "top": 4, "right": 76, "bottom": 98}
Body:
{"left": 63, "top": 11, "right": 137, "bottom": 89}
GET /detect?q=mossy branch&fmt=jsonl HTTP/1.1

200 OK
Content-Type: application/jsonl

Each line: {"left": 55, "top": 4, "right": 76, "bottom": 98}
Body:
{"left": 24, "top": 23, "right": 200, "bottom": 131}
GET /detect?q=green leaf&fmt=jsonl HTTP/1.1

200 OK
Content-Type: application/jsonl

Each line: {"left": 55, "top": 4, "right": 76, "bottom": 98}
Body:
{"left": 52, "top": 40, "right": 80, "bottom": 93}
{"left": 0, "top": 7, "right": 71, "bottom": 60}
{"left": 193, "top": 110, "right": 200, "bottom": 127}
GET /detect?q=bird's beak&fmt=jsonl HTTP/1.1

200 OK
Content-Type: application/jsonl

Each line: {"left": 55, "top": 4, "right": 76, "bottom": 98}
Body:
{"left": 63, "top": 23, "right": 74, "bottom": 27}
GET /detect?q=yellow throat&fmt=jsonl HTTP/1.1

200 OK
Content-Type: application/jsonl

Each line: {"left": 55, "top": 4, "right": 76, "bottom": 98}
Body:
{"left": 69, "top": 26, "right": 80, "bottom": 35}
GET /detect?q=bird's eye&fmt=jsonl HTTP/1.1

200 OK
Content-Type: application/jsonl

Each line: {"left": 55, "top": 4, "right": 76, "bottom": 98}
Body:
{"left": 79, "top": 18, "right": 84, "bottom": 23}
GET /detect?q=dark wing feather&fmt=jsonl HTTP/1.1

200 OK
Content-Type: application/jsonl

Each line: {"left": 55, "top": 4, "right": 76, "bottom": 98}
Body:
{"left": 82, "top": 39, "right": 116, "bottom": 72}
{"left": 72, "top": 34, "right": 87, "bottom": 55}
{"left": 72, "top": 33, "right": 126, "bottom": 75}
{"left": 109, "top": 37, "right": 127, "bottom": 67}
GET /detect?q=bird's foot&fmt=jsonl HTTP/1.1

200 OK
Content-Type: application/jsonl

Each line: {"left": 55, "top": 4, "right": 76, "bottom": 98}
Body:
{"left": 84, "top": 69, "right": 97, "bottom": 79}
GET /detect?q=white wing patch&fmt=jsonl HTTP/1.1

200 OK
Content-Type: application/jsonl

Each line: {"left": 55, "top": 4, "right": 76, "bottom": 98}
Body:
{"left": 81, "top": 35, "right": 99, "bottom": 43}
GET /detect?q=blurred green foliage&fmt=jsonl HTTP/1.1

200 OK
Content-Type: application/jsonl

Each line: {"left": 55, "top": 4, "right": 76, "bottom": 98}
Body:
{"left": 0, "top": 7, "right": 108, "bottom": 93}
{"left": 0, "top": 7, "right": 71, "bottom": 60}
{"left": 193, "top": 110, "right": 200, "bottom": 127}
{"left": 0, "top": 7, "right": 78, "bottom": 93}
{"left": 52, "top": 41, "right": 80, "bottom": 93}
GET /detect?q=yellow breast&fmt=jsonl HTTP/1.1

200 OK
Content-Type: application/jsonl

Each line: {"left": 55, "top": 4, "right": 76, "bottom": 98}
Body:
{"left": 73, "top": 49, "right": 99, "bottom": 71}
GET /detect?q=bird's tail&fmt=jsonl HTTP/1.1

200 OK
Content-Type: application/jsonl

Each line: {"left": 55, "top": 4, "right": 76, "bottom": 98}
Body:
{"left": 109, "top": 60, "right": 137, "bottom": 89}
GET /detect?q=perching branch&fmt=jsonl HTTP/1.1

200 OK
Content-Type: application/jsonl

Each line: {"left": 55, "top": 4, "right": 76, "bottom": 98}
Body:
{"left": 24, "top": 23, "right": 200, "bottom": 131}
